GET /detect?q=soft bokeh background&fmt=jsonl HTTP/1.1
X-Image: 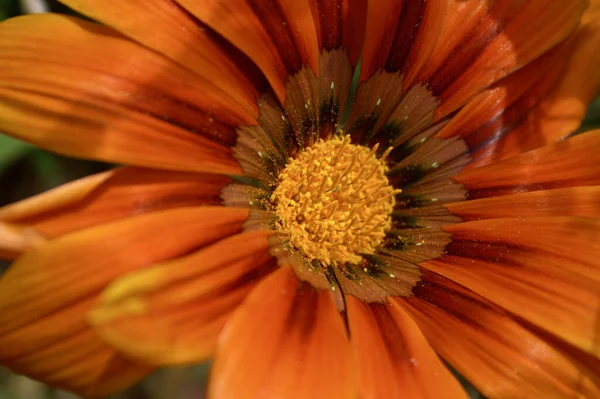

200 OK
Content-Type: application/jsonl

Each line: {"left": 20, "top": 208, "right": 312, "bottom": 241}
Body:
{"left": 1, "top": 0, "right": 599, "bottom": 398}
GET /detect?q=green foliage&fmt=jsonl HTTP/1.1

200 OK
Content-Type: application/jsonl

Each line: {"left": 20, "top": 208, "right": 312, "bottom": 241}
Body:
{"left": 0, "top": 0, "right": 20, "bottom": 21}
{"left": 0, "top": 136, "right": 33, "bottom": 175}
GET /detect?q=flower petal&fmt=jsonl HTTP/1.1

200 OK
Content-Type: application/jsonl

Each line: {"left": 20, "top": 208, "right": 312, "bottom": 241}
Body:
{"left": 0, "top": 207, "right": 247, "bottom": 396}
{"left": 254, "top": 0, "right": 320, "bottom": 74}
{"left": 2, "top": 320, "right": 152, "bottom": 398}
{"left": 445, "top": 187, "right": 600, "bottom": 220}
{"left": 208, "top": 266, "right": 353, "bottom": 399}
{"left": 439, "top": 13, "right": 600, "bottom": 166}
{"left": 360, "top": 0, "right": 449, "bottom": 85}
{"left": 0, "top": 206, "right": 247, "bottom": 335}
{"left": 0, "top": 170, "right": 111, "bottom": 259}
{"left": 175, "top": 0, "right": 365, "bottom": 104}
{"left": 174, "top": 0, "right": 292, "bottom": 102}
{"left": 0, "top": 14, "right": 244, "bottom": 174}
{"left": 0, "top": 167, "right": 231, "bottom": 238}
{"left": 425, "top": 0, "right": 587, "bottom": 119}
{"left": 454, "top": 131, "right": 600, "bottom": 198}
{"left": 439, "top": 216, "right": 600, "bottom": 357}
{"left": 359, "top": 0, "right": 407, "bottom": 81}
{"left": 395, "top": 273, "right": 600, "bottom": 398}
{"left": 58, "top": 0, "right": 261, "bottom": 118}
{"left": 89, "top": 231, "right": 275, "bottom": 365}
{"left": 401, "top": 0, "right": 448, "bottom": 88}
{"left": 346, "top": 296, "right": 467, "bottom": 399}
{"left": 0, "top": 222, "right": 46, "bottom": 260}
{"left": 0, "top": 171, "right": 112, "bottom": 223}
{"left": 311, "top": 0, "right": 367, "bottom": 65}
{"left": 415, "top": 0, "right": 492, "bottom": 84}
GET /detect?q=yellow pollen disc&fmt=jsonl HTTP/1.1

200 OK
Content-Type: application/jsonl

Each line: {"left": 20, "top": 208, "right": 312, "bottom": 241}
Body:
{"left": 271, "top": 135, "right": 400, "bottom": 265}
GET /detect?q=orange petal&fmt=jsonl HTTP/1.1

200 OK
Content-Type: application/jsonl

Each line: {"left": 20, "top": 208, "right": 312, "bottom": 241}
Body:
{"left": 439, "top": 13, "right": 600, "bottom": 167}
{"left": 343, "top": 0, "right": 369, "bottom": 66}
{"left": 1, "top": 14, "right": 255, "bottom": 134}
{"left": 395, "top": 273, "right": 600, "bottom": 398}
{"left": 436, "top": 38, "right": 562, "bottom": 145}
{"left": 584, "top": 0, "right": 600, "bottom": 25}
{"left": 0, "top": 15, "right": 243, "bottom": 174}
{"left": 0, "top": 207, "right": 248, "bottom": 395}
{"left": 261, "top": 0, "right": 320, "bottom": 74}
{"left": 360, "top": 0, "right": 449, "bottom": 83}
{"left": 359, "top": 0, "right": 405, "bottom": 81}
{"left": 444, "top": 216, "right": 600, "bottom": 283}
{"left": 1, "top": 316, "right": 152, "bottom": 398}
{"left": 471, "top": 12, "right": 600, "bottom": 166}
{"left": 0, "top": 167, "right": 231, "bottom": 238}
{"left": 415, "top": 0, "right": 492, "bottom": 84}
{"left": 454, "top": 131, "right": 600, "bottom": 198}
{"left": 445, "top": 186, "right": 600, "bottom": 221}
{"left": 440, "top": 216, "right": 600, "bottom": 357}
{"left": 428, "top": 0, "right": 587, "bottom": 119}
{"left": 306, "top": 0, "right": 366, "bottom": 66}
{"left": 401, "top": 0, "right": 449, "bottom": 88}
{"left": 346, "top": 296, "right": 467, "bottom": 399}
{"left": 0, "top": 221, "right": 46, "bottom": 260}
{"left": 208, "top": 266, "right": 354, "bottom": 399}
{"left": 174, "top": 0, "right": 289, "bottom": 102}
{"left": 0, "top": 206, "right": 247, "bottom": 335}
{"left": 358, "top": 0, "right": 449, "bottom": 86}
{"left": 58, "top": 0, "right": 261, "bottom": 119}
{"left": 0, "top": 169, "right": 111, "bottom": 258}
{"left": 89, "top": 231, "right": 275, "bottom": 365}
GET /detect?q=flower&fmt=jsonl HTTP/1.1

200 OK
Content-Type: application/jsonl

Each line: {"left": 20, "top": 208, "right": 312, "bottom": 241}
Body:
{"left": 0, "top": 0, "right": 599, "bottom": 398}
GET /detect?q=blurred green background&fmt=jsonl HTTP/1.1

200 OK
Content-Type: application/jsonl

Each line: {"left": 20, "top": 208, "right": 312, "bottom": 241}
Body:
{"left": 1, "top": 1, "right": 599, "bottom": 398}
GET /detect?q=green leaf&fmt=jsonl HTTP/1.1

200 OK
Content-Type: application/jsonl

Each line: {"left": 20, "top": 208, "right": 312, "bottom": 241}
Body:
{"left": 0, "top": 0, "right": 20, "bottom": 22}
{"left": 0, "top": 135, "right": 34, "bottom": 174}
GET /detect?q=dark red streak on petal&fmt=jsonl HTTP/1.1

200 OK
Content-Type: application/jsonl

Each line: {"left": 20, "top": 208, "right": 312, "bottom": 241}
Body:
{"left": 429, "top": 1, "right": 522, "bottom": 96}
{"left": 385, "top": 0, "right": 425, "bottom": 73}
{"left": 284, "top": 281, "right": 320, "bottom": 337}
{"left": 313, "top": 0, "right": 343, "bottom": 50}
{"left": 247, "top": 0, "right": 303, "bottom": 74}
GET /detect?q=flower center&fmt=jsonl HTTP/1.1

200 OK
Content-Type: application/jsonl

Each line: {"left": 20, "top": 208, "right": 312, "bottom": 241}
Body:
{"left": 270, "top": 135, "right": 400, "bottom": 266}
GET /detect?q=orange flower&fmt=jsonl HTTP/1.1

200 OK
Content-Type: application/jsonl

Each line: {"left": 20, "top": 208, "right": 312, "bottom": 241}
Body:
{"left": 1, "top": 1, "right": 600, "bottom": 398}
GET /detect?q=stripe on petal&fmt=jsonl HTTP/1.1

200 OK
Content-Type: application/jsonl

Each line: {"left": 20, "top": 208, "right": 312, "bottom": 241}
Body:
{"left": 455, "top": 131, "right": 600, "bottom": 198}
{"left": 174, "top": 0, "right": 291, "bottom": 102}
{"left": 89, "top": 231, "right": 275, "bottom": 365}
{"left": 359, "top": 0, "right": 448, "bottom": 86}
{"left": 428, "top": 0, "right": 587, "bottom": 119}
{"left": 209, "top": 266, "right": 353, "bottom": 399}
{"left": 359, "top": 0, "right": 405, "bottom": 81}
{"left": 309, "top": 0, "right": 367, "bottom": 66}
{"left": 346, "top": 296, "right": 467, "bottom": 399}
{"left": 395, "top": 273, "right": 600, "bottom": 398}
{"left": 2, "top": 321, "right": 151, "bottom": 398}
{"left": 440, "top": 216, "right": 600, "bottom": 357}
{"left": 415, "top": 0, "right": 492, "bottom": 84}
{"left": 445, "top": 187, "right": 600, "bottom": 221}
{"left": 361, "top": 0, "right": 450, "bottom": 88}
{"left": 0, "top": 167, "right": 231, "bottom": 238}
{"left": 58, "top": 0, "right": 262, "bottom": 118}
{"left": 0, "top": 15, "right": 244, "bottom": 174}
{"left": 0, "top": 207, "right": 247, "bottom": 396}
{"left": 400, "top": 0, "right": 448, "bottom": 88}
{"left": 439, "top": 14, "right": 600, "bottom": 167}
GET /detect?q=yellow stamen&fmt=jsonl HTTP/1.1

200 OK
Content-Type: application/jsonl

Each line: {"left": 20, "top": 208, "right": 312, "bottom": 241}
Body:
{"left": 271, "top": 135, "right": 398, "bottom": 265}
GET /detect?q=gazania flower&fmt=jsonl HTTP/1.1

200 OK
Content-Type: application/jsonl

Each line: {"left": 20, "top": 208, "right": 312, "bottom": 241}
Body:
{"left": 1, "top": 0, "right": 600, "bottom": 398}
